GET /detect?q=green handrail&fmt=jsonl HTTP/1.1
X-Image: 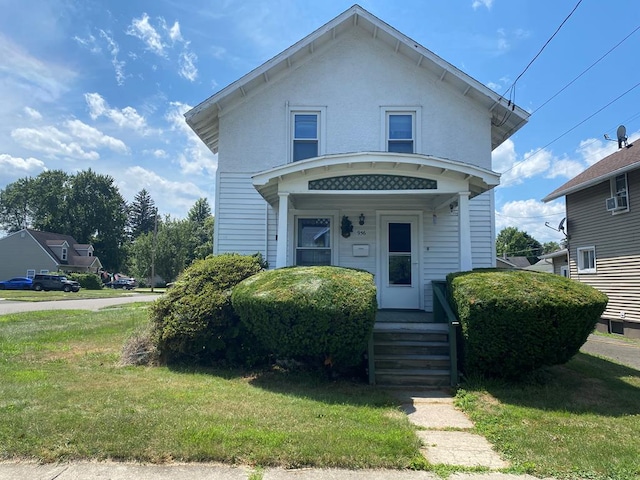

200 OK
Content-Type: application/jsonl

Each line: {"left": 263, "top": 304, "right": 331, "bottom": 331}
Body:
{"left": 432, "top": 280, "right": 460, "bottom": 386}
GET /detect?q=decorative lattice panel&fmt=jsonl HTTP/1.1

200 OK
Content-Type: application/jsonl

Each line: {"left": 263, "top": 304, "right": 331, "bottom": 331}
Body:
{"left": 308, "top": 174, "right": 436, "bottom": 191}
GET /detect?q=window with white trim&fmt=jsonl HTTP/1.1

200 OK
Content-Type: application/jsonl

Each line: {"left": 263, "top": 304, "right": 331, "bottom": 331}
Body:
{"left": 387, "top": 112, "right": 415, "bottom": 153}
{"left": 610, "top": 173, "right": 629, "bottom": 213}
{"left": 289, "top": 107, "right": 326, "bottom": 162}
{"left": 61, "top": 247, "right": 68, "bottom": 261}
{"left": 295, "top": 217, "right": 332, "bottom": 266}
{"left": 576, "top": 246, "right": 596, "bottom": 274}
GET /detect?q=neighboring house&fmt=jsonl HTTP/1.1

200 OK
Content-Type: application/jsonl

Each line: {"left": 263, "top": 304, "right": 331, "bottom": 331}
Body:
{"left": 185, "top": 5, "right": 529, "bottom": 311}
{"left": 537, "top": 249, "right": 569, "bottom": 277}
{"left": 496, "top": 256, "right": 532, "bottom": 269}
{"left": 524, "top": 258, "right": 554, "bottom": 274}
{"left": 0, "top": 228, "right": 103, "bottom": 280}
{"left": 543, "top": 138, "right": 640, "bottom": 338}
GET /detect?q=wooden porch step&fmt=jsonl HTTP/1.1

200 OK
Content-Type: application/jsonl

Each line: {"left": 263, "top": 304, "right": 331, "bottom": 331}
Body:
{"left": 375, "top": 368, "right": 450, "bottom": 387}
{"left": 374, "top": 341, "right": 450, "bottom": 356}
{"left": 375, "top": 354, "right": 450, "bottom": 370}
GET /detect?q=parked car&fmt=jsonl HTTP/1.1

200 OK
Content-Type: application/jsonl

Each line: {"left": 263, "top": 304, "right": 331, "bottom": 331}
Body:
{"left": 107, "top": 278, "right": 136, "bottom": 290}
{"left": 32, "top": 274, "right": 81, "bottom": 293}
{"left": 0, "top": 277, "right": 33, "bottom": 290}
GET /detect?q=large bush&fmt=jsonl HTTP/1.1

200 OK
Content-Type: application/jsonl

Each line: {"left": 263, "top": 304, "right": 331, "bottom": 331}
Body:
{"left": 149, "top": 253, "right": 266, "bottom": 365}
{"left": 67, "top": 272, "right": 102, "bottom": 290}
{"left": 447, "top": 269, "right": 608, "bottom": 379}
{"left": 231, "top": 266, "right": 377, "bottom": 369}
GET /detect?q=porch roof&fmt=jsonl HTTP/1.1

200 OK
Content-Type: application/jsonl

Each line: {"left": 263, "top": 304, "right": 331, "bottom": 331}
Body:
{"left": 252, "top": 152, "right": 500, "bottom": 209}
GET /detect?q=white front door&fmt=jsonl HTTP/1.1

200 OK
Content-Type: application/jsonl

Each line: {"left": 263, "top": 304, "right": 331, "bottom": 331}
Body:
{"left": 379, "top": 215, "right": 420, "bottom": 309}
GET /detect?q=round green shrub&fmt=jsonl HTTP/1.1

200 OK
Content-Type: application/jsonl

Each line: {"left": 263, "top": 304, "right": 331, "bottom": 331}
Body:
{"left": 447, "top": 269, "right": 608, "bottom": 379}
{"left": 149, "top": 253, "right": 266, "bottom": 365}
{"left": 231, "top": 266, "right": 377, "bottom": 369}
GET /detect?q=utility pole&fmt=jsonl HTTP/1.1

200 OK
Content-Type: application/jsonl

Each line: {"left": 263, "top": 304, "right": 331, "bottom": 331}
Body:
{"left": 150, "top": 208, "right": 158, "bottom": 292}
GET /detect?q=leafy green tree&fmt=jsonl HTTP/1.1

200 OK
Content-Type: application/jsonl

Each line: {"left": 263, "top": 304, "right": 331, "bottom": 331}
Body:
{"left": 65, "top": 169, "right": 128, "bottom": 271}
{"left": 0, "top": 177, "right": 33, "bottom": 232}
{"left": 154, "top": 216, "right": 192, "bottom": 283}
{"left": 542, "top": 241, "right": 561, "bottom": 254}
{"left": 496, "top": 227, "right": 542, "bottom": 265}
{"left": 186, "top": 198, "right": 214, "bottom": 264}
{"left": 30, "top": 170, "right": 70, "bottom": 233}
{"left": 128, "top": 189, "right": 157, "bottom": 239}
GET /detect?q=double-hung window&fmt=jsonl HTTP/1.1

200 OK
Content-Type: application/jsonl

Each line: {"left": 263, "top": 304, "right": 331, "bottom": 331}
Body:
{"left": 610, "top": 173, "right": 629, "bottom": 213}
{"left": 61, "top": 247, "right": 68, "bottom": 261}
{"left": 295, "top": 217, "right": 332, "bottom": 266}
{"left": 576, "top": 246, "right": 596, "bottom": 274}
{"left": 290, "top": 107, "right": 326, "bottom": 162}
{"left": 382, "top": 108, "right": 420, "bottom": 153}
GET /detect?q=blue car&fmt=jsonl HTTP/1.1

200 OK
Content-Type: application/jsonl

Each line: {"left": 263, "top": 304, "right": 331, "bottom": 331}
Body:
{"left": 0, "top": 277, "right": 34, "bottom": 290}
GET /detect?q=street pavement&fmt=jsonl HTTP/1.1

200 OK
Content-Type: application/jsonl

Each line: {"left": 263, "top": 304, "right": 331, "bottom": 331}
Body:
{"left": 0, "top": 294, "right": 161, "bottom": 315}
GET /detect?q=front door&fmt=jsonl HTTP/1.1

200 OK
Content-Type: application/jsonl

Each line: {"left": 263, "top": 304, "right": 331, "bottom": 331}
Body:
{"left": 379, "top": 215, "right": 420, "bottom": 309}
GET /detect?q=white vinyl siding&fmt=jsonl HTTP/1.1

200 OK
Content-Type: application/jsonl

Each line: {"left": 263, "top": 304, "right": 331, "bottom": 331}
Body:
{"left": 216, "top": 173, "right": 268, "bottom": 257}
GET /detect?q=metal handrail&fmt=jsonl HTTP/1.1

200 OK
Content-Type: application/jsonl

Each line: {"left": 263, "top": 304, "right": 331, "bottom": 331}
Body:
{"left": 432, "top": 280, "right": 460, "bottom": 386}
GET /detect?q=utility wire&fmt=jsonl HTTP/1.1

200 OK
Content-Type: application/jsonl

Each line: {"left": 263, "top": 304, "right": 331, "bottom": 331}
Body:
{"left": 500, "top": 80, "right": 640, "bottom": 178}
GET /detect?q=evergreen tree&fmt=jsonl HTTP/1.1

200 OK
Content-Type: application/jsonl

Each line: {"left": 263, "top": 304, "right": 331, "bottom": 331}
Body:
{"left": 128, "top": 189, "right": 157, "bottom": 239}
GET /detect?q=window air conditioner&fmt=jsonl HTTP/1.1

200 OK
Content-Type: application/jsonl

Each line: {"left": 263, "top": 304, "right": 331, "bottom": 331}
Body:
{"left": 605, "top": 196, "right": 627, "bottom": 211}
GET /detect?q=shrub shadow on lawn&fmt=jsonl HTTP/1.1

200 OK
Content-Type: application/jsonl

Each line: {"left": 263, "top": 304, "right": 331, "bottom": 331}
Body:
{"left": 472, "top": 352, "right": 640, "bottom": 417}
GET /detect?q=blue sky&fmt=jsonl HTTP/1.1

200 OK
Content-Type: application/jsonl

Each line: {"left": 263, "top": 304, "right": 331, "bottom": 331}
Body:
{"left": 1, "top": 0, "right": 638, "bottom": 243}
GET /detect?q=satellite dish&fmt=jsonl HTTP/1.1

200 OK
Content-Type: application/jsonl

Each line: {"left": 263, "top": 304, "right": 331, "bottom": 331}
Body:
{"left": 558, "top": 218, "right": 566, "bottom": 232}
{"left": 617, "top": 125, "right": 628, "bottom": 148}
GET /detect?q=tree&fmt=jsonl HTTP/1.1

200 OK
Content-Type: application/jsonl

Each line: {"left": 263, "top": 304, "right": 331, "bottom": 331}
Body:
{"left": 65, "top": 169, "right": 128, "bottom": 271}
{"left": 128, "top": 189, "right": 157, "bottom": 239}
{"left": 496, "top": 227, "right": 542, "bottom": 265}
{"left": 30, "top": 170, "right": 70, "bottom": 233}
{"left": 186, "top": 198, "right": 214, "bottom": 264}
{"left": 542, "top": 241, "right": 561, "bottom": 254}
{"left": 0, "top": 177, "right": 33, "bottom": 232}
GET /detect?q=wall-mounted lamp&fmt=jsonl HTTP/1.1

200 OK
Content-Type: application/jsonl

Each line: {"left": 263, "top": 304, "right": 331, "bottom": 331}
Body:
{"left": 358, "top": 213, "right": 365, "bottom": 225}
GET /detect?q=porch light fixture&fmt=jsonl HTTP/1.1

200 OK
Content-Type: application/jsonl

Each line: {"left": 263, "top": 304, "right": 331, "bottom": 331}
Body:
{"left": 358, "top": 213, "right": 365, "bottom": 225}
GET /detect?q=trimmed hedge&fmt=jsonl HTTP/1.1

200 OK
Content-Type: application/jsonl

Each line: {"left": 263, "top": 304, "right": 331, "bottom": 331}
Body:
{"left": 149, "top": 253, "right": 266, "bottom": 365}
{"left": 447, "top": 269, "right": 608, "bottom": 379}
{"left": 232, "top": 266, "right": 377, "bottom": 369}
{"left": 67, "top": 273, "right": 102, "bottom": 290}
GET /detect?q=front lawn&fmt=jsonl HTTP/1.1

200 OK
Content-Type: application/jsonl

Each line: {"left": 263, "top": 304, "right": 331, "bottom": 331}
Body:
{"left": 457, "top": 354, "right": 640, "bottom": 479}
{"left": 0, "top": 306, "right": 420, "bottom": 468}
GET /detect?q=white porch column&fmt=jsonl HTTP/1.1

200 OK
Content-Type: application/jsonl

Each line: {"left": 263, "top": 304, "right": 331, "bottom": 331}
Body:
{"left": 276, "top": 193, "right": 290, "bottom": 268}
{"left": 458, "top": 191, "right": 472, "bottom": 271}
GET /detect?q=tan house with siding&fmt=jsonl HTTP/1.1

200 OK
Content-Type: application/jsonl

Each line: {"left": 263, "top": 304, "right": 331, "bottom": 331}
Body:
{"left": 543, "top": 139, "right": 640, "bottom": 338}
{"left": 0, "top": 229, "right": 103, "bottom": 280}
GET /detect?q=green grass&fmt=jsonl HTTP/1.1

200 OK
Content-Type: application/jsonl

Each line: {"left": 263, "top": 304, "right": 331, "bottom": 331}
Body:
{"left": 0, "top": 289, "right": 156, "bottom": 302}
{"left": 456, "top": 354, "right": 640, "bottom": 480}
{"left": 0, "top": 306, "right": 421, "bottom": 468}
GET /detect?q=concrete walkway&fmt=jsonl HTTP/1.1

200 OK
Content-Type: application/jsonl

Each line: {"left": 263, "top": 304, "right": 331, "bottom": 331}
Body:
{"left": 0, "top": 294, "right": 161, "bottom": 315}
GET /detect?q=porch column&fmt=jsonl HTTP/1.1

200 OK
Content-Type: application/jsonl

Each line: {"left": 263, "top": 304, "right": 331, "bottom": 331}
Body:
{"left": 458, "top": 191, "right": 472, "bottom": 271}
{"left": 276, "top": 193, "right": 290, "bottom": 268}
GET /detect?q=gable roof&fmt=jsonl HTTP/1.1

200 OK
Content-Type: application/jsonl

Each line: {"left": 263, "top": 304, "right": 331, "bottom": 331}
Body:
{"left": 496, "top": 256, "right": 532, "bottom": 268}
{"left": 185, "top": 4, "right": 529, "bottom": 154}
{"left": 25, "top": 229, "right": 102, "bottom": 269}
{"left": 543, "top": 140, "right": 640, "bottom": 202}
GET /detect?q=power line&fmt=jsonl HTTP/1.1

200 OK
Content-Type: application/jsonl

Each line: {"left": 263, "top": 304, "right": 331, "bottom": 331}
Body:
{"left": 500, "top": 80, "right": 640, "bottom": 177}
{"left": 496, "top": 211, "right": 564, "bottom": 219}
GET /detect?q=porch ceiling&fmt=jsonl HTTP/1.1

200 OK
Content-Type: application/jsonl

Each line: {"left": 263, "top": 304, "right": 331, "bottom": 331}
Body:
{"left": 252, "top": 152, "right": 500, "bottom": 207}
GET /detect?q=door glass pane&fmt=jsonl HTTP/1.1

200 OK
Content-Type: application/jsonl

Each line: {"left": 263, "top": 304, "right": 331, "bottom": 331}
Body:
{"left": 298, "top": 218, "right": 330, "bottom": 247}
{"left": 389, "top": 255, "right": 411, "bottom": 285}
{"left": 389, "top": 223, "right": 411, "bottom": 252}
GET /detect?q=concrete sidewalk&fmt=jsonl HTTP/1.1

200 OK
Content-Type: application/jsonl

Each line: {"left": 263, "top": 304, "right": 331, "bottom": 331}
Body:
{"left": 0, "top": 462, "right": 549, "bottom": 480}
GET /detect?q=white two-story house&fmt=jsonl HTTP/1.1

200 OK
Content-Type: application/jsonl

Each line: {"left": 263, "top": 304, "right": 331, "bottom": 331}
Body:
{"left": 185, "top": 5, "right": 529, "bottom": 311}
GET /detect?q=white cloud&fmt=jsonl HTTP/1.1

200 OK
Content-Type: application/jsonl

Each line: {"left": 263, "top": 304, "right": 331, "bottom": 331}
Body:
{"left": 144, "top": 149, "right": 168, "bottom": 158}
{"left": 167, "top": 21, "right": 183, "bottom": 43}
{"left": 496, "top": 198, "right": 566, "bottom": 244}
{"left": 99, "top": 30, "right": 126, "bottom": 86}
{"left": 64, "top": 119, "right": 128, "bottom": 153}
{"left": 472, "top": 0, "right": 494, "bottom": 10}
{"left": 24, "top": 107, "right": 42, "bottom": 120}
{"left": 494, "top": 141, "right": 552, "bottom": 187}
{"left": 127, "top": 13, "right": 166, "bottom": 57}
{"left": 545, "top": 158, "right": 584, "bottom": 180}
{"left": 0, "top": 153, "right": 46, "bottom": 173}
{"left": 179, "top": 51, "right": 198, "bottom": 81}
{"left": 11, "top": 125, "right": 100, "bottom": 161}
{"left": 165, "top": 102, "right": 217, "bottom": 176}
{"left": 576, "top": 137, "right": 618, "bottom": 166}
{"left": 73, "top": 34, "right": 101, "bottom": 54}
{"left": 85, "top": 93, "right": 149, "bottom": 133}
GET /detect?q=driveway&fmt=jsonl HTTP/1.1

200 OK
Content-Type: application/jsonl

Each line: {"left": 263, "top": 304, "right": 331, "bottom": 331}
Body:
{"left": 581, "top": 334, "right": 640, "bottom": 370}
{"left": 0, "top": 294, "right": 162, "bottom": 315}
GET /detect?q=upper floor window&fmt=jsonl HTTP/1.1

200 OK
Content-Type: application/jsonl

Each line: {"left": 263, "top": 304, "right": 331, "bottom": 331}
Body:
{"left": 576, "top": 246, "right": 596, "bottom": 274}
{"left": 61, "top": 247, "right": 68, "bottom": 261}
{"left": 608, "top": 173, "right": 629, "bottom": 213}
{"left": 289, "top": 107, "right": 325, "bottom": 162}
{"left": 382, "top": 107, "right": 421, "bottom": 153}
